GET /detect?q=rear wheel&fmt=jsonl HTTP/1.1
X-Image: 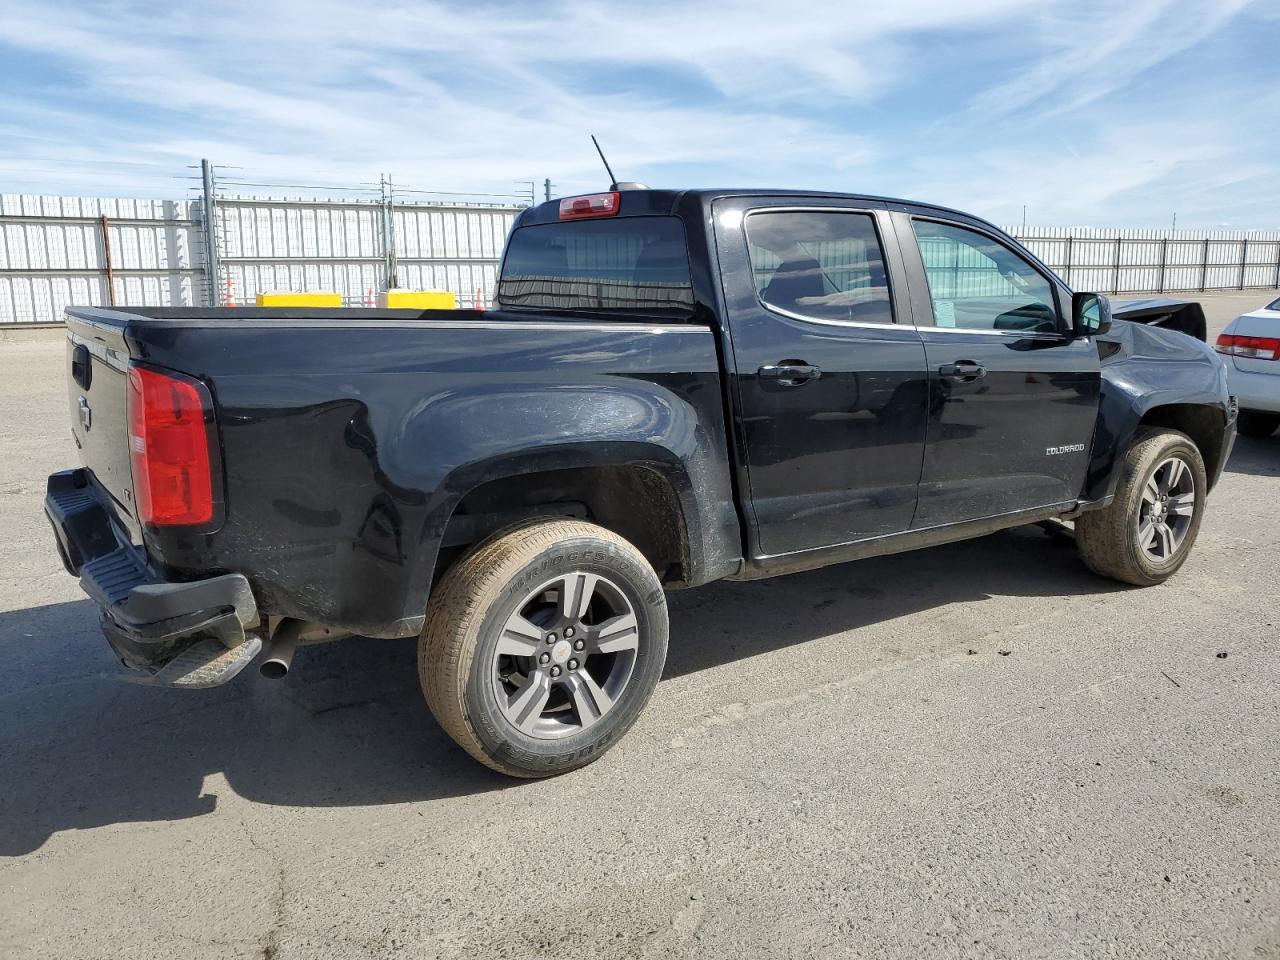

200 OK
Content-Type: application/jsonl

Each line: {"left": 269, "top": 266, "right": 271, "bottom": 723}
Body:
{"left": 1237, "top": 411, "right": 1280, "bottom": 438}
{"left": 420, "top": 519, "right": 668, "bottom": 777}
{"left": 1075, "top": 429, "right": 1207, "bottom": 586}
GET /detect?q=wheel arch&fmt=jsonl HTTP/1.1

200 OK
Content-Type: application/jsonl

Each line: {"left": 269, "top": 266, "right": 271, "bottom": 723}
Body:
{"left": 429, "top": 441, "right": 729, "bottom": 592}
{"left": 1135, "top": 403, "right": 1230, "bottom": 488}
{"left": 1085, "top": 369, "right": 1232, "bottom": 503}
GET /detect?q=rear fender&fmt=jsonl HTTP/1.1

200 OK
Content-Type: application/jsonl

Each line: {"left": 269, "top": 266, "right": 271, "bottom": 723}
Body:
{"left": 396, "top": 382, "right": 741, "bottom": 629}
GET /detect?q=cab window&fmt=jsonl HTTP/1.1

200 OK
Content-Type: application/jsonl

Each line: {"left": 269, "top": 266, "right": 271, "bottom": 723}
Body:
{"left": 745, "top": 211, "right": 893, "bottom": 325}
{"left": 912, "top": 220, "right": 1060, "bottom": 334}
{"left": 498, "top": 217, "right": 694, "bottom": 316}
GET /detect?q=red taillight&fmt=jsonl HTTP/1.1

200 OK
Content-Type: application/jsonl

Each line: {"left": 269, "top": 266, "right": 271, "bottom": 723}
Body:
{"left": 558, "top": 192, "right": 621, "bottom": 220}
{"left": 1215, "top": 333, "right": 1280, "bottom": 361}
{"left": 127, "top": 364, "right": 220, "bottom": 527}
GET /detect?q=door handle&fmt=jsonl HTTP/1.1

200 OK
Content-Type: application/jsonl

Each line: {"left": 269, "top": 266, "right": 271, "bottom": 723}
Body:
{"left": 758, "top": 362, "right": 821, "bottom": 385}
{"left": 938, "top": 360, "right": 986, "bottom": 382}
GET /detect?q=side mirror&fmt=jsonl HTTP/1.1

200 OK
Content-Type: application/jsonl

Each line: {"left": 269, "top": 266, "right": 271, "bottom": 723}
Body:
{"left": 1072, "top": 292, "right": 1112, "bottom": 337}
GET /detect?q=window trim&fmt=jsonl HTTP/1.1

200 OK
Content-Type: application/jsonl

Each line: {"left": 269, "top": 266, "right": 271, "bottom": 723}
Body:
{"left": 742, "top": 206, "right": 899, "bottom": 330}
{"left": 909, "top": 215, "right": 1067, "bottom": 339}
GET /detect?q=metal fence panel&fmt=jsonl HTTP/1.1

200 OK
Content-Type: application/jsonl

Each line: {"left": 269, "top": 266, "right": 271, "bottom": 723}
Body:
{"left": 215, "top": 197, "right": 519, "bottom": 308}
{"left": 5, "top": 191, "right": 1280, "bottom": 325}
{"left": 1006, "top": 225, "right": 1280, "bottom": 296}
{"left": 0, "top": 194, "right": 203, "bottom": 324}
{"left": 1, "top": 191, "right": 524, "bottom": 322}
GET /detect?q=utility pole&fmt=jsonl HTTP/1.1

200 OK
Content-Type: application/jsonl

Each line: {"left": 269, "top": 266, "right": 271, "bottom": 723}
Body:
{"left": 1021, "top": 204, "right": 1027, "bottom": 234}
{"left": 381, "top": 174, "right": 398, "bottom": 291}
{"left": 544, "top": 178, "right": 553, "bottom": 203}
{"left": 200, "top": 159, "right": 221, "bottom": 306}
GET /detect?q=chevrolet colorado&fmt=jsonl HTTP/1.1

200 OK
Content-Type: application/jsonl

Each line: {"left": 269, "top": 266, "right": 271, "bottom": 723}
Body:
{"left": 46, "top": 187, "right": 1236, "bottom": 776}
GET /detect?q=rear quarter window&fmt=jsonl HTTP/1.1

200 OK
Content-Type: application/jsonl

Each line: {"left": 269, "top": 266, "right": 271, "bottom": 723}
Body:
{"left": 497, "top": 217, "right": 695, "bottom": 316}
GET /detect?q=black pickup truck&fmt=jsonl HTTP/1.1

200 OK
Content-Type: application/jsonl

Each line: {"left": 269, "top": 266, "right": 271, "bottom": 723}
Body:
{"left": 46, "top": 187, "right": 1236, "bottom": 777}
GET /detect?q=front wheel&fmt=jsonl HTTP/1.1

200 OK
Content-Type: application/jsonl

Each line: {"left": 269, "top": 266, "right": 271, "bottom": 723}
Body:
{"left": 420, "top": 519, "right": 668, "bottom": 777}
{"left": 1075, "top": 428, "right": 1207, "bottom": 586}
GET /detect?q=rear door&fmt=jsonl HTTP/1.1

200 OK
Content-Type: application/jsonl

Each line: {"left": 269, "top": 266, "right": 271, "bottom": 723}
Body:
{"left": 891, "top": 210, "right": 1100, "bottom": 527}
{"left": 713, "top": 198, "right": 928, "bottom": 557}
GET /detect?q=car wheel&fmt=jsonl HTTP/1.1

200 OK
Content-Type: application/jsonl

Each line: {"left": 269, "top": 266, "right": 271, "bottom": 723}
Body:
{"left": 1237, "top": 411, "right": 1280, "bottom": 438}
{"left": 1074, "top": 428, "right": 1207, "bottom": 587}
{"left": 420, "top": 519, "right": 668, "bottom": 777}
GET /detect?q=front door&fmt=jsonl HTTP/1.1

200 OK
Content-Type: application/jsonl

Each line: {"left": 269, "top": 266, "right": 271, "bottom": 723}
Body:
{"left": 714, "top": 200, "right": 929, "bottom": 557}
{"left": 893, "top": 213, "right": 1101, "bottom": 528}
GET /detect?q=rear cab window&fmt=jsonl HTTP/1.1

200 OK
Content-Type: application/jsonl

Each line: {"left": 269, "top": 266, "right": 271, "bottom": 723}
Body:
{"left": 743, "top": 210, "right": 893, "bottom": 325}
{"left": 497, "top": 217, "right": 695, "bottom": 317}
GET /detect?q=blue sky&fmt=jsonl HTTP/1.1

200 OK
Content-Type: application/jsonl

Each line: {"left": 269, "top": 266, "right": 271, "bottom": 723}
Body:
{"left": 1, "top": 0, "right": 1277, "bottom": 228}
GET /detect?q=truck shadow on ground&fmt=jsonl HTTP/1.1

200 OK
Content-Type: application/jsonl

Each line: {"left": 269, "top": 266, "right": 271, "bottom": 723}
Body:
{"left": 1221, "top": 434, "right": 1280, "bottom": 479}
{"left": 1, "top": 520, "right": 1117, "bottom": 857}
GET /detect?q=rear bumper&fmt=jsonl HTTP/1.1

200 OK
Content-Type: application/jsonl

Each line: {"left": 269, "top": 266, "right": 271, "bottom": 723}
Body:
{"left": 1226, "top": 364, "right": 1280, "bottom": 414}
{"left": 45, "top": 468, "right": 261, "bottom": 684}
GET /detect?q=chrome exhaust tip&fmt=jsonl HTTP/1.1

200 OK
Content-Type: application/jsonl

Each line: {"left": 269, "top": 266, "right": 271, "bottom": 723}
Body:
{"left": 260, "top": 620, "right": 303, "bottom": 679}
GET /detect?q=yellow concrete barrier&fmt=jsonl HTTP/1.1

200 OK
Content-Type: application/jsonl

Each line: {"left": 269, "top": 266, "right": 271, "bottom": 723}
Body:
{"left": 377, "top": 289, "right": 458, "bottom": 309}
{"left": 255, "top": 292, "right": 343, "bottom": 307}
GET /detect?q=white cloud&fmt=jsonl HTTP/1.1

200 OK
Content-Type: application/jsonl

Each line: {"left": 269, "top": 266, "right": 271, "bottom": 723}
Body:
{"left": 0, "top": 0, "right": 1271, "bottom": 227}
{"left": 966, "top": 0, "right": 1252, "bottom": 118}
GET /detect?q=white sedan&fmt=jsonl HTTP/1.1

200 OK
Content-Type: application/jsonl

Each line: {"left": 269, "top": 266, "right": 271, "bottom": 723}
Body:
{"left": 1216, "top": 294, "right": 1280, "bottom": 437}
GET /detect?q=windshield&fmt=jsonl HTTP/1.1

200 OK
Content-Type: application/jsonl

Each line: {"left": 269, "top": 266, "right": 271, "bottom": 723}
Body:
{"left": 1268, "top": 296, "right": 1280, "bottom": 311}
{"left": 497, "top": 217, "right": 695, "bottom": 316}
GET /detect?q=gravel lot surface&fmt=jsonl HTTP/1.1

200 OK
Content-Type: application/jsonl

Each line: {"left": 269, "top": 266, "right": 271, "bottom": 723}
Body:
{"left": 2, "top": 292, "right": 1278, "bottom": 959}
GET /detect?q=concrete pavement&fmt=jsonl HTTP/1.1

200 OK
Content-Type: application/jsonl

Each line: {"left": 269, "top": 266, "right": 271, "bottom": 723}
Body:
{"left": 2, "top": 292, "right": 1279, "bottom": 959}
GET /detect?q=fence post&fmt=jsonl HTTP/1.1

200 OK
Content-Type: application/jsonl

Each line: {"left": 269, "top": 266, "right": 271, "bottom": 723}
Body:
{"left": 1157, "top": 237, "right": 1168, "bottom": 295}
{"left": 99, "top": 215, "right": 117, "bottom": 306}
{"left": 1112, "top": 236, "right": 1122, "bottom": 295}
{"left": 1240, "top": 238, "right": 1248, "bottom": 290}
{"left": 1064, "top": 235, "right": 1073, "bottom": 287}
{"left": 200, "top": 159, "right": 221, "bottom": 307}
{"left": 1200, "top": 238, "right": 1210, "bottom": 293}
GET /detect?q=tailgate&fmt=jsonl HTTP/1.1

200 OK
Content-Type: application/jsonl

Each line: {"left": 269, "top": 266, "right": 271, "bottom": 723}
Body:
{"left": 65, "top": 317, "right": 137, "bottom": 528}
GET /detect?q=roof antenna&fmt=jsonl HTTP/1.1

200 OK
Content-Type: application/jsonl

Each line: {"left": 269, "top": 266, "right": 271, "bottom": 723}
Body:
{"left": 591, "top": 134, "right": 617, "bottom": 186}
{"left": 590, "top": 135, "right": 648, "bottom": 192}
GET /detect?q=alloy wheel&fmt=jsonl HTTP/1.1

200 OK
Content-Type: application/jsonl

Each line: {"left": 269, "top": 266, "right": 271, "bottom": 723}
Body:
{"left": 492, "top": 572, "right": 640, "bottom": 739}
{"left": 1137, "top": 455, "right": 1197, "bottom": 563}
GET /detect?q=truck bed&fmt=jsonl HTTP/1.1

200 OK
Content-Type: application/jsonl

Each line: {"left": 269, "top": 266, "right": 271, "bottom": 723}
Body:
{"left": 62, "top": 305, "right": 740, "bottom": 638}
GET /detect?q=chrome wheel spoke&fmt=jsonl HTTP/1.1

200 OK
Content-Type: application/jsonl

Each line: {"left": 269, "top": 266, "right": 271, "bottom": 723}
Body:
{"left": 497, "top": 612, "right": 545, "bottom": 658}
{"left": 1160, "top": 458, "right": 1185, "bottom": 494}
{"left": 1157, "top": 524, "right": 1176, "bottom": 559}
{"left": 505, "top": 672, "right": 553, "bottom": 734}
{"left": 1167, "top": 492, "right": 1196, "bottom": 517}
{"left": 566, "top": 671, "right": 613, "bottom": 728}
{"left": 1142, "top": 477, "right": 1161, "bottom": 507}
{"left": 1138, "top": 519, "right": 1158, "bottom": 552}
{"left": 591, "top": 611, "right": 639, "bottom": 654}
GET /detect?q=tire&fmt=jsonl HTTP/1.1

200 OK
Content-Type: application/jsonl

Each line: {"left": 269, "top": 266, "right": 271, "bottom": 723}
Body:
{"left": 1237, "top": 411, "right": 1280, "bottom": 438}
{"left": 420, "top": 519, "right": 668, "bottom": 778}
{"left": 1075, "top": 428, "right": 1207, "bottom": 587}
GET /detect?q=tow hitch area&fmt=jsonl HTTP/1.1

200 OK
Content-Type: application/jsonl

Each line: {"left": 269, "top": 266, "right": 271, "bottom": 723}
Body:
{"left": 45, "top": 468, "right": 261, "bottom": 688}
